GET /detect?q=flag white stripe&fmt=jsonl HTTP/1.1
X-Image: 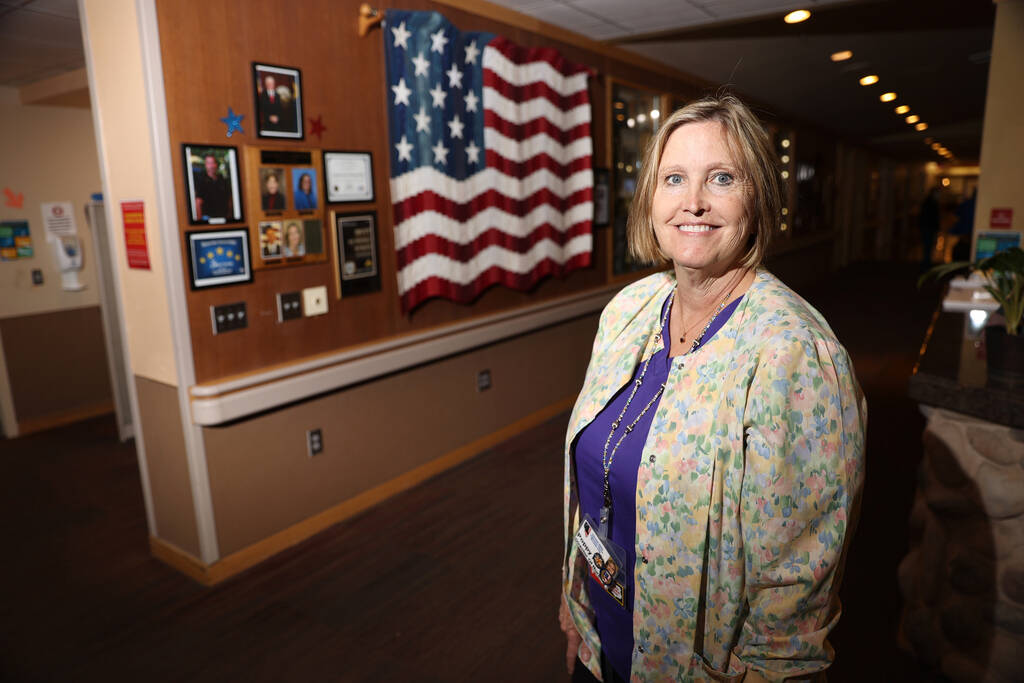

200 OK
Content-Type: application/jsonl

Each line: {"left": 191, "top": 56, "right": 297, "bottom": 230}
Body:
{"left": 483, "top": 47, "right": 589, "bottom": 97}
{"left": 396, "top": 235, "right": 593, "bottom": 292}
{"left": 484, "top": 128, "right": 592, "bottom": 164}
{"left": 482, "top": 88, "right": 591, "bottom": 130}
{"left": 390, "top": 165, "right": 593, "bottom": 204}
{"left": 393, "top": 204, "right": 594, "bottom": 250}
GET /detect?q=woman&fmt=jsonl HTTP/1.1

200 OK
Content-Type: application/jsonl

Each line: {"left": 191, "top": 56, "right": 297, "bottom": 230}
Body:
{"left": 294, "top": 172, "right": 317, "bottom": 210}
{"left": 261, "top": 171, "right": 286, "bottom": 210}
{"left": 283, "top": 221, "right": 305, "bottom": 257}
{"left": 559, "top": 95, "right": 866, "bottom": 682}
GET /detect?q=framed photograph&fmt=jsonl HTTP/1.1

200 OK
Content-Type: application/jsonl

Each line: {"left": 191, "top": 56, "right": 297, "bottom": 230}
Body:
{"left": 253, "top": 62, "right": 303, "bottom": 139}
{"left": 281, "top": 218, "right": 306, "bottom": 258}
{"left": 258, "top": 167, "right": 289, "bottom": 212}
{"left": 593, "top": 167, "right": 610, "bottom": 228}
{"left": 183, "top": 144, "right": 243, "bottom": 225}
{"left": 258, "top": 221, "right": 282, "bottom": 260}
{"left": 185, "top": 228, "right": 253, "bottom": 289}
{"left": 291, "top": 167, "right": 319, "bottom": 211}
{"left": 323, "top": 151, "right": 374, "bottom": 203}
{"left": 303, "top": 218, "right": 324, "bottom": 255}
{"left": 332, "top": 211, "right": 381, "bottom": 297}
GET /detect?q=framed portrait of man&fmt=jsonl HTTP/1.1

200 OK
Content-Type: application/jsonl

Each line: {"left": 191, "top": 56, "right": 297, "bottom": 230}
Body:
{"left": 252, "top": 63, "right": 304, "bottom": 140}
{"left": 183, "top": 144, "right": 243, "bottom": 225}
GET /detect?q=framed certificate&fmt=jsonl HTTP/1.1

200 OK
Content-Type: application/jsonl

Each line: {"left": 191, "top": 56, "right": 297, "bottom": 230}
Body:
{"left": 185, "top": 228, "right": 253, "bottom": 289}
{"left": 323, "top": 151, "right": 374, "bottom": 203}
{"left": 331, "top": 211, "right": 381, "bottom": 297}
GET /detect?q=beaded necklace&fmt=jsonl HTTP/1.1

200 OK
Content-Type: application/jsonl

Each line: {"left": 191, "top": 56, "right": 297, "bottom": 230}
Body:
{"left": 598, "top": 285, "right": 736, "bottom": 529}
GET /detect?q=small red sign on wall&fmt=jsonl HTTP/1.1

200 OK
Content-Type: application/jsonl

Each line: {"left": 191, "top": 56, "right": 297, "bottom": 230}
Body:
{"left": 990, "top": 207, "right": 1013, "bottom": 229}
{"left": 120, "top": 200, "right": 151, "bottom": 269}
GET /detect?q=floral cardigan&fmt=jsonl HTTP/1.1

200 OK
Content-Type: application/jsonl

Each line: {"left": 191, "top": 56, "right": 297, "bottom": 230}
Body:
{"left": 562, "top": 270, "right": 866, "bottom": 682}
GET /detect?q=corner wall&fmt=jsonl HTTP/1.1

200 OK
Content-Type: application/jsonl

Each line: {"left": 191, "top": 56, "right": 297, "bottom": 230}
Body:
{"left": 0, "top": 86, "right": 112, "bottom": 436}
{"left": 973, "top": 0, "right": 1024, "bottom": 251}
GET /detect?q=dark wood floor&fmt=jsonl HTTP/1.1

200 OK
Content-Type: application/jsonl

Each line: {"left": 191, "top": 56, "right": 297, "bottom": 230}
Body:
{"left": 1, "top": 262, "right": 937, "bottom": 682}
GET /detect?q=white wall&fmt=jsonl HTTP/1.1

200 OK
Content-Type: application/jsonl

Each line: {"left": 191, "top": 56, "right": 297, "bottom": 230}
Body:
{"left": 0, "top": 86, "right": 102, "bottom": 318}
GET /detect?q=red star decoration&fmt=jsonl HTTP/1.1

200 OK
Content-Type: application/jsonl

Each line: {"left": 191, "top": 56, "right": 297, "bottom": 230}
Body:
{"left": 309, "top": 115, "right": 326, "bottom": 140}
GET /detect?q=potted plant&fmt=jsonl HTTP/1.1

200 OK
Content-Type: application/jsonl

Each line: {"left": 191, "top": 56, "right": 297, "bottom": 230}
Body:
{"left": 920, "top": 246, "right": 1024, "bottom": 391}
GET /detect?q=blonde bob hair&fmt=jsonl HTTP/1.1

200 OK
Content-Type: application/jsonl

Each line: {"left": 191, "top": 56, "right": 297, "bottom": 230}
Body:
{"left": 626, "top": 94, "right": 782, "bottom": 269}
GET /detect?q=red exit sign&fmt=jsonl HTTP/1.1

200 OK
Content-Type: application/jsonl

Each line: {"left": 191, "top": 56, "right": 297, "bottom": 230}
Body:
{"left": 990, "top": 207, "right": 1013, "bottom": 229}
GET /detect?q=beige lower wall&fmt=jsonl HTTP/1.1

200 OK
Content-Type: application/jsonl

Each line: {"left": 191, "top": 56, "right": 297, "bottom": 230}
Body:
{"left": 0, "top": 306, "right": 112, "bottom": 431}
{"left": 135, "top": 375, "right": 200, "bottom": 557}
{"left": 203, "top": 312, "right": 599, "bottom": 556}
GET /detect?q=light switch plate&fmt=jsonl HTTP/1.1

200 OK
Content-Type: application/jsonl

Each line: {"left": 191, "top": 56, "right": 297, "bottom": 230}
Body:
{"left": 307, "top": 428, "right": 323, "bottom": 457}
{"left": 211, "top": 302, "right": 247, "bottom": 335}
{"left": 277, "top": 291, "right": 303, "bottom": 322}
{"left": 302, "top": 285, "right": 328, "bottom": 316}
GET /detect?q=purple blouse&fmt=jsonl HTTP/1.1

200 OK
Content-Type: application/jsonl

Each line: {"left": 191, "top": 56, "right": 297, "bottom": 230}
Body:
{"left": 573, "top": 292, "right": 743, "bottom": 680}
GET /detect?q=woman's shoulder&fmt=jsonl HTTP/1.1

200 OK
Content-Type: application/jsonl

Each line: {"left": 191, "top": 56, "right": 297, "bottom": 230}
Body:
{"left": 743, "top": 270, "right": 842, "bottom": 347}
{"left": 597, "top": 271, "right": 673, "bottom": 331}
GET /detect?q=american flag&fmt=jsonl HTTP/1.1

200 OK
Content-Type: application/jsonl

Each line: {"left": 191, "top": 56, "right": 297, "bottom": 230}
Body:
{"left": 383, "top": 10, "right": 593, "bottom": 312}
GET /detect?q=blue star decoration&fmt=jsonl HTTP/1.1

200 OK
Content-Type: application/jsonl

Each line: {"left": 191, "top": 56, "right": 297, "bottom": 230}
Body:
{"left": 220, "top": 107, "right": 244, "bottom": 137}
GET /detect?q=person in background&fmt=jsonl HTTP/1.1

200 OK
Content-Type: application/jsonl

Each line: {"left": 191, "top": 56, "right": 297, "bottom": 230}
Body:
{"left": 951, "top": 188, "right": 977, "bottom": 262}
{"left": 261, "top": 171, "right": 286, "bottom": 211}
{"left": 283, "top": 221, "right": 305, "bottom": 257}
{"left": 918, "top": 186, "right": 941, "bottom": 269}
{"left": 294, "top": 172, "right": 317, "bottom": 210}
{"left": 194, "top": 154, "right": 230, "bottom": 220}
{"left": 558, "top": 94, "right": 866, "bottom": 683}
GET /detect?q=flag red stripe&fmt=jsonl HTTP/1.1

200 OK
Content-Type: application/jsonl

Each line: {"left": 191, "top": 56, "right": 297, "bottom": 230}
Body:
{"left": 482, "top": 70, "right": 589, "bottom": 111}
{"left": 393, "top": 187, "right": 593, "bottom": 224}
{"left": 483, "top": 149, "right": 592, "bottom": 180}
{"left": 486, "top": 36, "right": 592, "bottom": 77}
{"left": 400, "top": 252, "right": 593, "bottom": 312}
{"left": 483, "top": 110, "right": 591, "bottom": 147}
{"left": 395, "top": 222, "right": 593, "bottom": 269}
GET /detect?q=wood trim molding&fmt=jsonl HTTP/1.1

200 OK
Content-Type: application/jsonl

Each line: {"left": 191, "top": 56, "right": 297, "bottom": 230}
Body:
{"left": 189, "top": 284, "right": 617, "bottom": 425}
{"left": 17, "top": 401, "right": 114, "bottom": 437}
{"left": 151, "top": 396, "right": 575, "bottom": 586}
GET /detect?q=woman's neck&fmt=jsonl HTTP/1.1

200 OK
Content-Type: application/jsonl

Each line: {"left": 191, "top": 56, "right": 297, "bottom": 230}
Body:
{"left": 667, "top": 264, "right": 755, "bottom": 356}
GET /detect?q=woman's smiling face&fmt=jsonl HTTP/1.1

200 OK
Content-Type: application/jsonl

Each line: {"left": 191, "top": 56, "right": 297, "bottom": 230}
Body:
{"left": 652, "top": 120, "right": 751, "bottom": 277}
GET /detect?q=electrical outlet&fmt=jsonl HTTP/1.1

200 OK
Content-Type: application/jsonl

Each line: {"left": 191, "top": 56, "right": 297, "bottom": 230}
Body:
{"left": 31, "top": 269, "right": 43, "bottom": 285}
{"left": 302, "top": 285, "right": 329, "bottom": 316}
{"left": 477, "top": 369, "right": 492, "bottom": 392}
{"left": 210, "top": 302, "right": 248, "bottom": 335}
{"left": 307, "top": 428, "right": 323, "bottom": 457}
{"left": 277, "top": 291, "right": 303, "bottom": 322}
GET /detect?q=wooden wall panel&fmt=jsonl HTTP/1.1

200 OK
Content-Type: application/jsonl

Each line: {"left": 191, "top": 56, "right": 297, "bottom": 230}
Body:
{"left": 155, "top": 0, "right": 711, "bottom": 383}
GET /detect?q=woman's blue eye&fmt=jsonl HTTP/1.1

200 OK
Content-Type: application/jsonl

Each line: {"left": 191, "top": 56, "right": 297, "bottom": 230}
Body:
{"left": 711, "top": 172, "right": 734, "bottom": 185}
{"left": 666, "top": 174, "right": 682, "bottom": 185}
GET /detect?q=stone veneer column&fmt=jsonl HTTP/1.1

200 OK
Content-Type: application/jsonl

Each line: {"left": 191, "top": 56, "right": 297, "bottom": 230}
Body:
{"left": 899, "top": 407, "right": 1024, "bottom": 683}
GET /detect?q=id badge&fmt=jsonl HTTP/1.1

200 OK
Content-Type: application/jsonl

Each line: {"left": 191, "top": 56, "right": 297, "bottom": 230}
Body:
{"left": 574, "top": 514, "right": 627, "bottom": 607}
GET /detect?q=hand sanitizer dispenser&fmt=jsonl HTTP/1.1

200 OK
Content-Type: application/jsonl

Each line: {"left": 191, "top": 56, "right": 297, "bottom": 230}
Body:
{"left": 54, "top": 235, "right": 85, "bottom": 291}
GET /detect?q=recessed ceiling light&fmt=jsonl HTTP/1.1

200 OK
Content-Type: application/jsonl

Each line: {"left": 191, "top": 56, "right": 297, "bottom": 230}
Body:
{"left": 650, "top": 109, "right": 660, "bottom": 120}
{"left": 915, "top": 122, "right": 928, "bottom": 131}
{"left": 627, "top": 118, "right": 635, "bottom": 128}
{"left": 781, "top": 154, "right": 790, "bottom": 163}
{"left": 931, "top": 143, "right": 941, "bottom": 150}
{"left": 781, "top": 139, "right": 791, "bottom": 148}
{"left": 637, "top": 113, "right": 647, "bottom": 123}
{"left": 880, "top": 92, "right": 897, "bottom": 102}
{"left": 781, "top": 170, "right": 790, "bottom": 179}
{"left": 895, "top": 105, "right": 910, "bottom": 114}
{"left": 859, "top": 75, "right": 879, "bottom": 86}
{"left": 784, "top": 9, "right": 811, "bottom": 24}
{"left": 906, "top": 114, "right": 920, "bottom": 124}
{"left": 830, "top": 50, "right": 853, "bottom": 62}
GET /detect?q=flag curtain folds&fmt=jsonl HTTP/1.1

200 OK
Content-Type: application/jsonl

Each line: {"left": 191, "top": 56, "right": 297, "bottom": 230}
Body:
{"left": 383, "top": 10, "right": 594, "bottom": 312}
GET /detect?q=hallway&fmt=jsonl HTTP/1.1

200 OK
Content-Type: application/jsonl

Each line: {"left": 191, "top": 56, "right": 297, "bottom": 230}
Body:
{"left": 1, "top": 262, "right": 938, "bottom": 682}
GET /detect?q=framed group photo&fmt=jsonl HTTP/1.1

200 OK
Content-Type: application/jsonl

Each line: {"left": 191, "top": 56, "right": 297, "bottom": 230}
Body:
{"left": 185, "top": 228, "right": 253, "bottom": 289}
{"left": 253, "top": 63, "right": 304, "bottom": 139}
{"left": 183, "top": 144, "right": 243, "bottom": 225}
